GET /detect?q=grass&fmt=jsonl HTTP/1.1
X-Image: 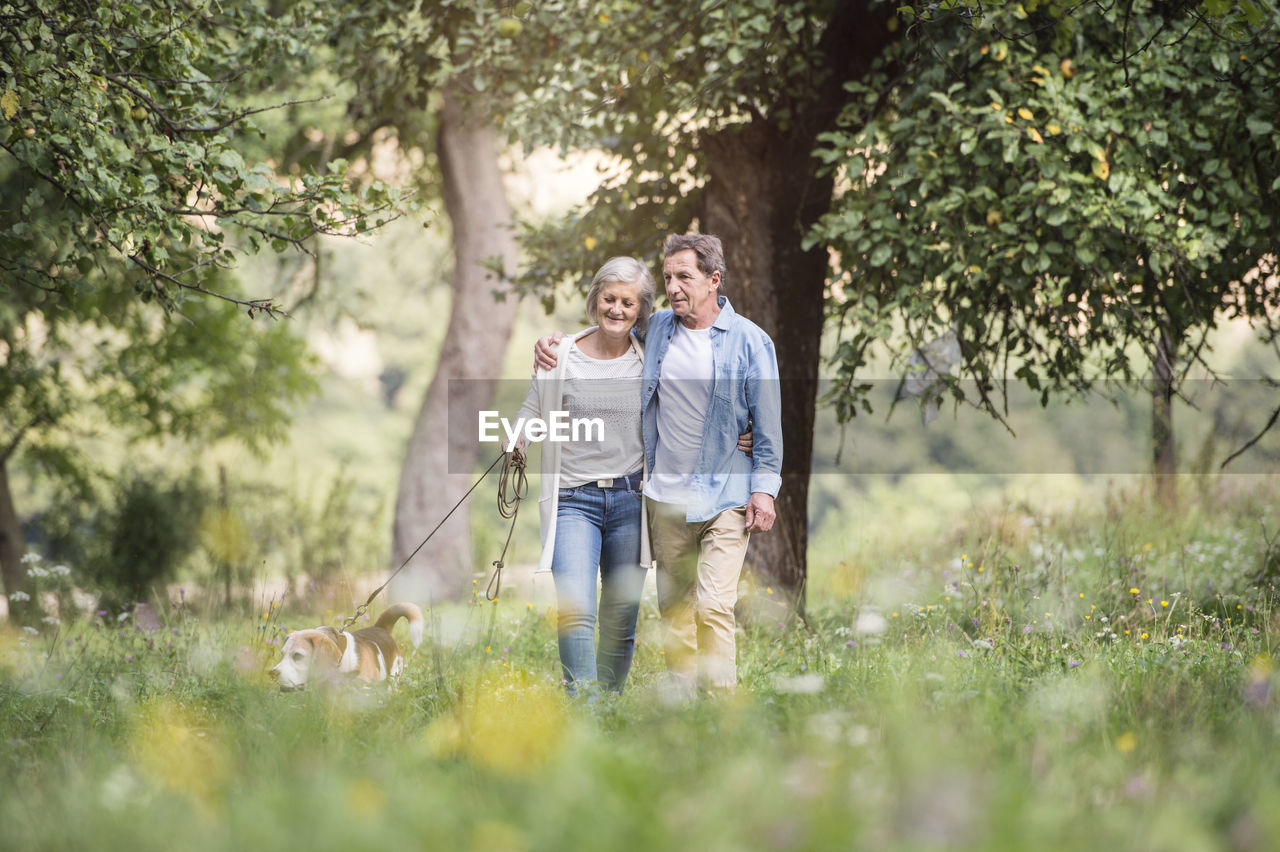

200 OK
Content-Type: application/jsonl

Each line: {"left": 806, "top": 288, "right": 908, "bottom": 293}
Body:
{"left": 4, "top": 477, "right": 1280, "bottom": 851}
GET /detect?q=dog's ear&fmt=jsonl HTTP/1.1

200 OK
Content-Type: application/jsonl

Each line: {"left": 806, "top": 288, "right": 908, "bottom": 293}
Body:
{"left": 316, "top": 626, "right": 347, "bottom": 658}
{"left": 309, "top": 632, "right": 343, "bottom": 670}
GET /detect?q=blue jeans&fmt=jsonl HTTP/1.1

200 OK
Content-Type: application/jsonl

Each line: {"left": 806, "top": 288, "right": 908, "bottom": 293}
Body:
{"left": 550, "top": 478, "right": 645, "bottom": 696}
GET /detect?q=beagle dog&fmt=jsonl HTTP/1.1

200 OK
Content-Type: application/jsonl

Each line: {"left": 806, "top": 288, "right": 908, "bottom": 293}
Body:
{"left": 270, "top": 602, "right": 424, "bottom": 690}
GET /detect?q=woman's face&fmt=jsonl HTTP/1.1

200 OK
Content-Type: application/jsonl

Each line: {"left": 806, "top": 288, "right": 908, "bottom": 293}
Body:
{"left": 596, "top": 280, "right": 642, "bottom": 335}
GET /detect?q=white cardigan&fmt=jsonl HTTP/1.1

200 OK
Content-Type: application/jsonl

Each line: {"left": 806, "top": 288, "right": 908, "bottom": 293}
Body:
{"left": 516, "top": 328, "right": 651, "bottom": 574}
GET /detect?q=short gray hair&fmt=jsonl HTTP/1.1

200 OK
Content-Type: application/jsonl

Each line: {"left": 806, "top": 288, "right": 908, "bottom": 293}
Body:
{"left": 585, "top": 256, "right": 656, "bottom": 335}
{"left": 663, "top": 233, "right": 726, "bottom": 285}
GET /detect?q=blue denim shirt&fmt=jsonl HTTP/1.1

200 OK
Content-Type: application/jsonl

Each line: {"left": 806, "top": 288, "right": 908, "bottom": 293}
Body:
{"left": 641, "top": 296, "right": 783, "bottom": 523}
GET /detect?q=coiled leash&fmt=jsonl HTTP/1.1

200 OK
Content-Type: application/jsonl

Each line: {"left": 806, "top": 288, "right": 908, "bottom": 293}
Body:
{"left": 486, "top": 447, "right": 529, "bottom": 602}
{"left": 339, "top": 450, "right": 527, "bottom": 631}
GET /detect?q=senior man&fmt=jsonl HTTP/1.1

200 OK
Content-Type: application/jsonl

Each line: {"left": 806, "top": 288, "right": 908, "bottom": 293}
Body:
{"left": 537, "top": 234, "right": 782, "bottom": 694}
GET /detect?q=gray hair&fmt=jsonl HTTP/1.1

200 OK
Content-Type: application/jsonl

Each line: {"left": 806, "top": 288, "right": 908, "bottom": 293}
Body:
{"left": 585, "top": 256, "right": 656, "bottom": 335}
{"left": 663, "top": 233, "right": 726, "bottom": 286}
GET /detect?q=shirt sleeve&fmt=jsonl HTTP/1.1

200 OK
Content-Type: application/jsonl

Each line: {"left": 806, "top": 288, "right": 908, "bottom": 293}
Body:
{"left": 517, "top": 338, "right": 570, "bottom": 424}
{"left": 515, "top": 357, "right": 554, "bottom": 445}
{"left": 516, "top": 376, "right": 541, "bottom": 426}
{"left": 746, "top": 334, "right": 783, "bottom": 497}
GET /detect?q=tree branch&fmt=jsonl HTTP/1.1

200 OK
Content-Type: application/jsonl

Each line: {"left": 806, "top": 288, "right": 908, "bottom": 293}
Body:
{"left": 1220, "top": 403, "right": 1280, "bottom": 470}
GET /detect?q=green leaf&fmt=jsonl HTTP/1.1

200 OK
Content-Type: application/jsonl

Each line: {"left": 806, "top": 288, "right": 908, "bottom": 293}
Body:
{"left": 1246, "top": 116, "right": 1274, "bottom": 136}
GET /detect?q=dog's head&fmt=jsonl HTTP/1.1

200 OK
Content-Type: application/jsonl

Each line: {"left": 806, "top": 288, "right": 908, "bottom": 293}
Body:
{"left": 269, "top": 628, "right": 343, "bottom": 690}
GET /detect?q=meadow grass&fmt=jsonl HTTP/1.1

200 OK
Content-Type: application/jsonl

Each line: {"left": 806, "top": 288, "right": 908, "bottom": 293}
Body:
{"left": 3, "top": 478, "right": 1280, "bottom": 851}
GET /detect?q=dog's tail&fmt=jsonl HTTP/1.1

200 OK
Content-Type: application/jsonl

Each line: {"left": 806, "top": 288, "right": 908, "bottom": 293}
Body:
{"left": 375, "top": 602, "right": 425, "bottom": 648}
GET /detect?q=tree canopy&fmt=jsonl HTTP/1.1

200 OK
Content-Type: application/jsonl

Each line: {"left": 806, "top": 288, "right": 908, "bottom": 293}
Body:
{"left": 446, "top": 0, "right": 869, "bottom": 299}
{"left": 813, "top": 0, "right": 1280, "bottom": 425}
{"left": 0, "top": 0, "right": 403, "bottom": 315}
{"left": 451, "top": 0, "right": 1279, "bottom": 438}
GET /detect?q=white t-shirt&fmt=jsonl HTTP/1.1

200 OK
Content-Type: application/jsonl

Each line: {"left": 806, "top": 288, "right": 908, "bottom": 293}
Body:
{"left": 558, "top": 343, "right": 645, "bottom": 487}
{"left": 645, "top": 323, "right": 712, "bottom": 505}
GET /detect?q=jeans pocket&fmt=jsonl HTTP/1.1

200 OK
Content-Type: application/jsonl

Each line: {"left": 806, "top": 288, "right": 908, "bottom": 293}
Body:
{"left": 558, "top": 486, "right": 580, "bottom": 500}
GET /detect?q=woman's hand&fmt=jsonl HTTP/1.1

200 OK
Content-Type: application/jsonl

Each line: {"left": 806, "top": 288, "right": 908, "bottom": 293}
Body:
{"left": 511, "top": 436, "right": 528, "bottom": 466}
{"left": 738, "top": 427, "right": 753, "bottom": 458}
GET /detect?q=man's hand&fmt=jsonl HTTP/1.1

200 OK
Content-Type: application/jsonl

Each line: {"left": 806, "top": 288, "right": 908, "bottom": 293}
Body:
{"left": 533, "top": 331, "right": 567, "bottom": 371}
{"left": 744, "top": 492, "right": 776, "bottom": 533}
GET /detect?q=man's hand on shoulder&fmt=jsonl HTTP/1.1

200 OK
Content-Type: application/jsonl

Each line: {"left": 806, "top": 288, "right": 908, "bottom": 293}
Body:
{"left": 533, "top": 331, "right": 567, "bottom": 371}
{"left": 744, "top": 492, "right": 776, "bottom": 533}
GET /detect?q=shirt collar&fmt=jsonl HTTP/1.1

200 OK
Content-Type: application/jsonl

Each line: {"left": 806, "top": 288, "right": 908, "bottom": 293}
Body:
{"left": 711, "top": 294, "right": 736, "bottom": 331}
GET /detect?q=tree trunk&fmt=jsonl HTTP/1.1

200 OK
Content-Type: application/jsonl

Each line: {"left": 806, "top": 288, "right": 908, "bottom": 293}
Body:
{"left": 390, "top": 88, "right": 519, "bottom": 604}
{"left": 1152, "top": 323, "right": 1178, "bottom": 509}
{"left": 0, "top": 461, "right": 35, "bottom": 623}
{"left": 701, "top": 122, "right": 826, "bottom": 613}
{"left": 696, "top": 1, "right": 893, "bottom": 614}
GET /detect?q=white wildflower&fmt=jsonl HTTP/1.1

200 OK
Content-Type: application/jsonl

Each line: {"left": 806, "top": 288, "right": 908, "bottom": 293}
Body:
{"left": 774, "top": 673, "right": 825, "bottom": 694}
{"left": 854, "top": 610, "right": 888, "bottom": 636}
{"left": 8, "top": 590, "right": 30, "bottom": 602}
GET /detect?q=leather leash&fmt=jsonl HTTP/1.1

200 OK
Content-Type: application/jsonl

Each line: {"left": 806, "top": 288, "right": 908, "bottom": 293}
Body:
{"left": 338, "top": 450, "right": 527, "bottom": 631}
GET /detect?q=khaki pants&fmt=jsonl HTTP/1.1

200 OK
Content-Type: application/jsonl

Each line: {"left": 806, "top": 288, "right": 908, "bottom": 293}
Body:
{"left": 645, "top": 498, "right": 750, "bottom": 692}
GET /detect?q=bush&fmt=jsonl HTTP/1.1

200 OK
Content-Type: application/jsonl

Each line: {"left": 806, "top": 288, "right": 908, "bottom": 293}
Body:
{"left": 91, "top": 472, "right": 209, "bottom": 610}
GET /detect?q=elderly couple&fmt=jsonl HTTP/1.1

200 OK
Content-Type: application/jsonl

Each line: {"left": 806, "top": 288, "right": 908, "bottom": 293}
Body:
{"left": 514, "top": 233, "right": 782, "bottom": 699}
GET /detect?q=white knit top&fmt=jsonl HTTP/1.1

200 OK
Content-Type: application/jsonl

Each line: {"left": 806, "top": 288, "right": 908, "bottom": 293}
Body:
{"left": 558, "top": 345, "right": 644, "bottom": 487}
{"left": 516, "top": 328, "right": 652, "bottom": 574}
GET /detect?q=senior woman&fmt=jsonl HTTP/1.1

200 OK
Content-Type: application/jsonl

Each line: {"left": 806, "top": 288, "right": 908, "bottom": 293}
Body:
{"left": 513, "top": 257, "right": 654, "bottom": 697}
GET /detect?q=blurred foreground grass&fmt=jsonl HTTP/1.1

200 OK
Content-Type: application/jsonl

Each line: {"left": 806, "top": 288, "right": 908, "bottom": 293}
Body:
{"left": 4, "top": 477, "right": 1280, "bottom": 851}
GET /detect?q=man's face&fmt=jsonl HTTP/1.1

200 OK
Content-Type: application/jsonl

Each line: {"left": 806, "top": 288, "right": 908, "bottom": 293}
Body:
{"left": 662, "top": 249, "right": 719, "bottom": 326}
